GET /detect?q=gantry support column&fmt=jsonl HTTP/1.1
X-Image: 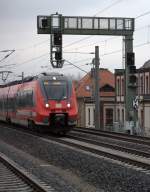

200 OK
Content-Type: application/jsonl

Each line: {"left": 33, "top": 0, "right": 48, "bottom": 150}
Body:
{"left": 125, "top": 35, "right": 138, "bottom": 133}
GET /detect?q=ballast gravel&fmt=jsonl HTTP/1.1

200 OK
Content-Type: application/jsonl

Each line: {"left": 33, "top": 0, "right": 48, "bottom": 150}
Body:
{"left": 0, "top": 126, "right": 150, "bottom": 192}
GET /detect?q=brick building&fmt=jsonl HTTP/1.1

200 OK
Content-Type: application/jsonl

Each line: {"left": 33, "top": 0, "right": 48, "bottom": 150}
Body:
{"left": 115, "top": 60, "right": 150, "bottom": 136}
{"left": 76, "top": 68, "right": 115, "bottom": 129}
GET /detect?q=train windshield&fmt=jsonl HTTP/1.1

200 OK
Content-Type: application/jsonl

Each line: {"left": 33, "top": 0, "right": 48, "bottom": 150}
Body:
{"left": 43, "top": 80, "right": 68, "bottom": 100}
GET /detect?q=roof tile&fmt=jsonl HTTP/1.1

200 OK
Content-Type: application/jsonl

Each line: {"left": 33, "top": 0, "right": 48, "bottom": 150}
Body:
{"left": 76, "top": 68, "right": 115, "bottom": 97}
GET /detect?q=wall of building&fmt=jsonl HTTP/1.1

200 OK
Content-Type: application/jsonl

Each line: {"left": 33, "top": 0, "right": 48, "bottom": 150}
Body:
{"left": 103, "top": 103, "right": 115, "bottom": 131}
{"left": 77, "top": 98, "right": 85, "bottom": 127}
{"left": 115, "top": 68, "right": 150, "bottom": 136}
{"left": 143, "top": 104, "right": 150, "bottom": 136}
{"left": 85, "top": 103, "right": 95, "bottom": 128}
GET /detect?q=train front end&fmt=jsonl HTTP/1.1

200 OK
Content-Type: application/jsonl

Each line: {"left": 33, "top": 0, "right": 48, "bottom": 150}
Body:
{"left": 37, "top": 73, "right": 78, "bottom": 134}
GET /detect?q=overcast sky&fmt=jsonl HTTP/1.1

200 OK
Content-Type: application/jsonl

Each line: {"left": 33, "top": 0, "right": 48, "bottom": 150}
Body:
{"left": 0, "top": 0, "right": 150, "bottom": 82}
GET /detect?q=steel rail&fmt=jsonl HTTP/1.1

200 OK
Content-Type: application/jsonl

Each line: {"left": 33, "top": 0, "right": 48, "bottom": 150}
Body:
{"left": 0, "top": 153, "right": 53, "bottom": 192}
{"left": 67, "top": 134, "right": 150, "bottom": 158}
{"left": 54, "top": 137, "right": 150, "bottom": 170}
{"left": 73, "top": 127, "right": 150, "bottom": 146}
{"left": 1, "top": 123, "right": 150, "bottom": 171}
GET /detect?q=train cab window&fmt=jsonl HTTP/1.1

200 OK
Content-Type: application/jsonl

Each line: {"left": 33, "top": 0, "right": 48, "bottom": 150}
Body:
{"left": 16, "top": 90, "right": 34, "bottom": 108}
{"left": 43, "top": 80, "right": 68, "bottom": 100}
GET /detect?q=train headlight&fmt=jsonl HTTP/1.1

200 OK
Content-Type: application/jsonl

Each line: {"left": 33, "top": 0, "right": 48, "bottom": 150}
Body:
{"left": 67, "top": 103, "right": 71, "bottom": 108}
{"left": 45, "top": 103, "right": 50, "bottom": 108}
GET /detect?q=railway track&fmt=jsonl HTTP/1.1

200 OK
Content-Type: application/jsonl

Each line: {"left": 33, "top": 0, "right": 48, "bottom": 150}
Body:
{"left": 1, "top": 123, "right": 150, "bottom": 172}
{"left": 0, "top": 152, "right": 53, "bottom": 192}
{"left": 73, "top": 127, "right": 150, "bottom": 146}
{"left": 66, "top": 134, "right": 150, "bottom": 158}
{"left": 57, "top": 136, "right": 150, "bottom": 171}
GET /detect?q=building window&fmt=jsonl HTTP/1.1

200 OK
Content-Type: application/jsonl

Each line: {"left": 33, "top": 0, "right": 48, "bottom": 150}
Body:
{"left": 141, "top": 110, "right": 144, "bottom": 128}
{"left": 117, "top": 108, "right": 120, "bottom": 122}
{"left": 16, "top": 90, "right": 34, "bottom": 108}
{"left": 141, "top": 76, "right": 143, "bottom": 95}
{"left": 105, "top": 108, "right": 113, "bottom": 126}
{"left": 85, "top": 85, "right": 90, "bottom": 91}
{"left": 146, "top": 76, "right": 149, "bottom": 94}
{"left": 117, "top": 78, "right": 120, "bottom": 95}
{"left": 88, "top": 108, "right": 91, "bottom": 125}
{"left": 122, "top": 109, "right": 124, "bottom": 123}
{"left": 93, "top": 108, "right": 95, "bottom": 125}
{"left": 122, "top": 78, "right": 124, "bottom": 95}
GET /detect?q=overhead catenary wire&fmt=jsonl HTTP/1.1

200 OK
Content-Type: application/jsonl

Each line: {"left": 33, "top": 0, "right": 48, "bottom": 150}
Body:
{"left": 1, "top": 3, "right": 150, "bottom": 84}
{"left": 64, "top": 24, "right": 150, "bottom": 52}
{"left": 64, "top": 51, "right": 94, "bottom": 55}
{"left": 0, "top": 64, "right": 16, "bottom": 68}
{"left": 135, "top": 10, "right": 150, "bottom": 19}
{"left": 93, "top": 0, "right": 124, "bottom": 16}
{"left": 0, "top": 50, "right": 15, "bottom": 63}
{"left": 64, "top": 9, "right": 150, "bottom": 50}
{"left": 3, "top": 40, "right": 150, "bottom": 82}
{"left": 97, "top": 41, "right": 150, "bottom": 58}
{"left": 2, "top": 0, "right": 123, "bottom": 54}
{"left": 13, "top": 8, "right": 150, "bottom": 53}
{"left": 64, "top": 59, "right": 88, "bottom": 74}
{"left": 62, "top": 40, "right": 150, "bottom": 71}
{"left": 16, "top": 52, "right": 49, "bottom": 67}
{"left": 63, "top": 0, "right": 124, "bottom": 49}
{"left": 3, "top": 39, "right": 150, "bottom": 72}
{"left": 2, "top": 6, "right": 150, "bottom": 72}
{"left": 4, "top": 5, "right": 150, "bottom": 56}
{"left": 17, "top": 39, "right": 49, "bottom": 51}
{"left": 64, "top": 37, "right": 117, "bottom": 51}
{"left": 0, "top": 49, "right": 15, "bottom": 53}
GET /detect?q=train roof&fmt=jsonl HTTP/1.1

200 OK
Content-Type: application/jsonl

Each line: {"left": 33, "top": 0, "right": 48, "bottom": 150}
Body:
{"left": 0, "top": 72, "right": 70, "bottom": 88}
{"left": 38, "top": 72, "right": 69, "bottom": 81}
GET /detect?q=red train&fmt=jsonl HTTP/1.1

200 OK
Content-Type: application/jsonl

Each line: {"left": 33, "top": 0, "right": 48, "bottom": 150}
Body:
{"left": 0, "top": 72, "right": 78, "bottom": 134}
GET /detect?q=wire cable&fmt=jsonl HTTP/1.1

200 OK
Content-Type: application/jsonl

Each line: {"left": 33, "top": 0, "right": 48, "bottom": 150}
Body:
{"left": 93, "top": 0, "right": 124, "bottom": 16}
{"left": 3, "top": 5, "right": 150, "bottom": 72}
{"left": 0, "top": 50, "right": 15, "bottom": 63}
{"left": 17, "top": 39, "right": 49, "bottom": 51}
{"left": 16, "top": 53, "right": 49, "bottom": 67}
{"left": 64, "top": 8, "right": 150, "bottom": 50}
{"left": 64, "top": 25, "right": 150, "bottom": 52}
{"left": 63, "top": 0, "right": 124, "bottom": 49}
{"left": 64, "top": 59, "right": 89, "bottom": 74}
{"left": 0, "top": 64, "right": 16, "bottom": 68}
{"left": 64, "top": 51, "right": 94, "bottom": 55}
{"left": 135, "top": 10, "right": 150, "bottom": 19}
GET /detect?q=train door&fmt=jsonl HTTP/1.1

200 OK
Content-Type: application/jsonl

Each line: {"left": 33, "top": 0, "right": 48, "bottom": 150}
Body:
{"left": 85, "top": 104, "right": 95, "bottom": 128}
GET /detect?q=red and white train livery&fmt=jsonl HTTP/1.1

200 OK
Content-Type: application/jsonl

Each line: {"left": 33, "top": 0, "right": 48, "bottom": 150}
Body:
{"left": 0, "top": 73, "right": 78, "bottom": 134}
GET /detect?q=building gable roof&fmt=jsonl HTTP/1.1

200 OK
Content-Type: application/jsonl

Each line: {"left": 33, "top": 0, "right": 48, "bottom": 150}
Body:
{"left": 76, "top": 68, "right": 115, "bottom": 97}
{"left": 100, "top": 84, "right": 115, "bottom": 92}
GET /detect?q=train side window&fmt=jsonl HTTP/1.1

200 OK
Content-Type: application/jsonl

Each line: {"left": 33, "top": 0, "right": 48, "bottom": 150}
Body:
{"left": 7, "top": 97, "right": 15, "bottom": 111}
{"left": 26, "top": 90, "right": 34, "bottom": 107}
{"left": 24, "top": 90, "right": 34, "bottom": 107}
{"left": 16, "top": 89, "right": 34, "bottom": 108}
{"left": 3, "top": 98, "right": 7, "bottom": 111}
{"left": 22, "top": 91, "right": 26, "bottom": 107}
{"left": 16, "top": 92, "right": 22, "bottom": 108}
{"left": 16, "top": 93, "right": 19, "bottom": 107}
{"left": 26, "top": 90, "right": 29, "bottom": 106}
{"left": 29, "top": 90, "right": 33, "bottom": 106}
{"left": 19, "top": 92, "right": 23, "bottom": 107}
